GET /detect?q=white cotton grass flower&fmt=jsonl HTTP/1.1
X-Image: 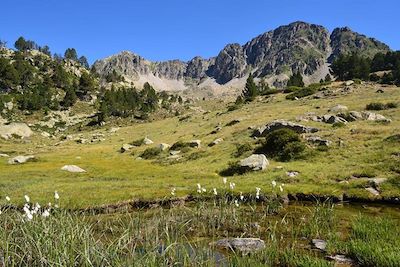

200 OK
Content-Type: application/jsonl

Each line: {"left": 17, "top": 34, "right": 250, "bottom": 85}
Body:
{"left": 229, "top": 182, "right": 235, "bottom": 190}
{"left": 240, "top": 192, "right": 244, "bottom": 201}
{"left": 5, "top": 196, "right": 10, "bottom": 202}
{"left": 279, "top": 185, "right": 284, "bottom": 192}
{"left": 42, "top": 209, "right": 50, "bottom": 218}
{"left": 171, "top": 188, "right": 176, "bottom": 196}
{"left": 202, "top": 188, "right": 206, "bottom": 193}
{"left": 234, "top": 200, "right": 239, "bottom": 207}
{"left": 256, "top": 187, "right": 261, "bottom": 199}
{"left": 54, "top": 191, "right": 60, "bottom": 200}
{"left": 213, "top": 188, "right": 218, "bottom": 195}
{"left": 223, "top": 178, "right": 227, "bottom": 184}
{"left": 271, "top": 180, "right": 277, "bottom": 188}
{"left": 0, "top": 210, "right": 2, "bottom": 215}
{"left": 24, "top": 195, "right": 30, "bottom": 203}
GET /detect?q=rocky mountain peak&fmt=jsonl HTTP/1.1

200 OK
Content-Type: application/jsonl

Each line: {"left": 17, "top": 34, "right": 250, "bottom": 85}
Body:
{"left": 93, "top": 21, "right": 391, "bottom": 94}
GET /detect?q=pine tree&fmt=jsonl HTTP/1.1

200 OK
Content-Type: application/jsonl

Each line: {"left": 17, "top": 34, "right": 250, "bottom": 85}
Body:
{"left": 64, "top": 48, "right": 78, "bottom": 61}
{"left": 242, "top": 73, "right": 258, "bottom": 102}
{"left": 62, "top": 86, "right": 77, "bottom": 108}
{"left": 287, "top": 71, "right": 304, "bottom": 87}
{"left": 324, "top": 74, "right": 332, "bottom": 82}
{"left": 258, "top": 77, "right": 269, "bottom": 95}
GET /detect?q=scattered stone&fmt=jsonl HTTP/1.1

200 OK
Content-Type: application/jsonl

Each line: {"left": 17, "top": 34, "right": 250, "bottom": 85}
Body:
{"left": 109, "top": 127, "right": 120, "bottom": 133}
{"left": 239, "top": 154, "right": 269, "bottom": 171}
{"left": 211, "top": 126, "right": 223, "bottom": 134}
{"left": 169, "top": 150, "right": 181, "bottom": 156}
{"left": 0, "top": 153, "right": 9, "bottom": 157}
{"left": 311, "top": 239, "right": 327, "bottom": 251}
{"left": 365, "top": 187, "right": 380, "bottom": 196}
{"left": 159, "top": 143, "right": 171, "bottom": 151}
{"left": 376, "top": 89, "right": 384, "bottom": 93}
{"left": 189, "top": 140, "right": 201, "bottom": 148}
{"left": 209, "top": 138, "right": 223, "bottom": 147}
{"left": 61, "top": 165, "right": 86, "bottom": 173}
{"left": 76, "top": 138, "right": 88, "bottom": 144}
{"left": 254, "top": 120, "right": 319, "bottom": 137}
{"left": 41, "top": 131, "right": 51, "bottom": 138}
{"left": 121, "top": 144, "right": 134, "bottom": 153}
{"left": 143, "top": 137, "right": 154, "bottom": 145}
{"left": 361, "top": 112, "right": 391, "bottom": 123}
{"left": 8, "top": 155, "right": 35, "bottom": 164}
{"left": 322, "top": 114, "right": 348, "bottom": 124}
{"left": 306, "top": 136, "right": 331, "bottom": 146}
{"left": 213, "top": 238, "right": 265, "bottom": 254}
{"left": 328, "top": 104, "right": 348, "bottom": 113}
{"left": 344, "top": 80, "right": 354, "bottom": 86}
{"left": 326, "top": 255, "right": 354, "bottom": 264}
{"left": 286, "top": 171, "right": 299, "bottom": 177}
{"left": 0, "top": 123, "right": 33, "bottom": 140}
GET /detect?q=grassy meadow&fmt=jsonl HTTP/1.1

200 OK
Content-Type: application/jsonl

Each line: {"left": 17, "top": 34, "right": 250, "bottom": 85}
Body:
{"left": 0, "top": 82, "right": 400, "bottom": 208}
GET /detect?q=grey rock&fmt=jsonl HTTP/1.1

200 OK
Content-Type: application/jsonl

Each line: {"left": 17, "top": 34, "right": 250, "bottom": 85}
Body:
{"left": 213, "top": 238, "right": 265, "bottom": 254}
{"left": 239, "top": 154, "right": 269, "bottom": 171}
{"left": 312, "top": 239, "right": 327, "bottom": 251}
{"left": 143, "top": 137, "right": 154, "bottom": 145}
{"left": 361, "top": 112, "right": 391, "bottom": 123}
{"left": 189, "top": 140, "right": 201, "bottom": 148}
{"left": 254, "top": 120, "right": 319, "bottom": 137}
{"left": 121, "top": 144, "right": 134, "bottom": 153}
{"left": 8, "top": 155, "right": 35, "bottom": 164}
{"left": 286, "top": 171, "right": 299, "bottom": 177}
{"left": 365, "top": 187, "right": 380, "bottom": 196}
{"left": 0, "top": 123, "right": 33, "bottom": 140}
{"left": 159, "top": 143, "right": 171, "bottom": 151}
{"left": 209, "top": 138, "right": 223, "bottom": 147}
{"left": 326, "top": 255, "right": 354, "bottom": 264}
{"left": 0, "top": 154, "right": 9, "bottom": 157}
{"left": 169, "top": 150, "right": 181, "bottom": 156}
{"left": 322, "top": 114, "right": 348, "bottom": 124}
{"left": 61, "top": 165, "right": 86, "bottom": 173}
{"left": 306, "top": 136, "right": 331, "bottom": 146}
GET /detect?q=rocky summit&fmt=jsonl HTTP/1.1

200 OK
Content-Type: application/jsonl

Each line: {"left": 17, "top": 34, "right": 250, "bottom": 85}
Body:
{"left": 93, "top": 21, "right": 390, "bottom": 95}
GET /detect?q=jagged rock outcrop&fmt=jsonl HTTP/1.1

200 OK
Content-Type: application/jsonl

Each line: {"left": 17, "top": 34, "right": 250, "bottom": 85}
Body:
{"left": 93, "top": 22, "right": 391, "bottom": 92}
{"left": 329, "top": 27, "right": 390, "bottom": 62}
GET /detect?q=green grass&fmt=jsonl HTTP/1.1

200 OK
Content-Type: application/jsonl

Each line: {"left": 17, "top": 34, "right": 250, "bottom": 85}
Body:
{"left": 0, "top": 83, "right": 399, "bottom": 208}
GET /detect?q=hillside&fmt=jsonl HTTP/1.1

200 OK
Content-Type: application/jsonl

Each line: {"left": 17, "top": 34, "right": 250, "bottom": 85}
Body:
{"left": 93, "top": 21, "right": 390, "bottom": 96}
{"left": 1, "top": 80, "right": 399, "bottom": 208}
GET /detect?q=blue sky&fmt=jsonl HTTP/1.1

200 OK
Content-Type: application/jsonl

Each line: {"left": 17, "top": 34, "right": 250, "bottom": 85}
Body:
{"left": 1, "top": 0, "right": 399, "bottom": 63}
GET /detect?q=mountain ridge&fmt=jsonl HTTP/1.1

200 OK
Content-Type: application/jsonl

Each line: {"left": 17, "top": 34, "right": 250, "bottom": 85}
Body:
{"left": 93, "top": 21, "right": 390, "bottom": 95}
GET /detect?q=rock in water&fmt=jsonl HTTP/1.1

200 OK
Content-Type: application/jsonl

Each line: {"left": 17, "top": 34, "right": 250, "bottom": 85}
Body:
{"left": 8, "top": 155, "right": 35, "bottom": 164}
{"left": 213, "top": 238, "right": 265, "bottom": 254}
{"left": 239, "top": 154, "right": 269, "bottom": 171}
{"left": 254, "top": 120, "right": 318, "bottom": 137}
{"left": 61, "top": 165, "right": 86, "bottom": 173}
{"left": 0, "top": 123, "right": 33, "bottom": 140}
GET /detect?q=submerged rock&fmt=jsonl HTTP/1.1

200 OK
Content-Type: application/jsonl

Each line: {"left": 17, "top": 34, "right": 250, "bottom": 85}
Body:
{"left": 213, "top": 238, "right": 265, "bottom": 254}
{"left": 61, "top": 165, "right": 86, "bottom": 173}
{"left": 239, "top": 154, "right": 269, "bottom": 171}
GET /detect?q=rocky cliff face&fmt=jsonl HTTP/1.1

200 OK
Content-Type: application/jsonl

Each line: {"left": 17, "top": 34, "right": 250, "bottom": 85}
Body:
{"left": 329, "top": 27, "right": 390, "bottom": 62}
{"left": 93, "top": 21, "right": 390, "bottom": 93}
